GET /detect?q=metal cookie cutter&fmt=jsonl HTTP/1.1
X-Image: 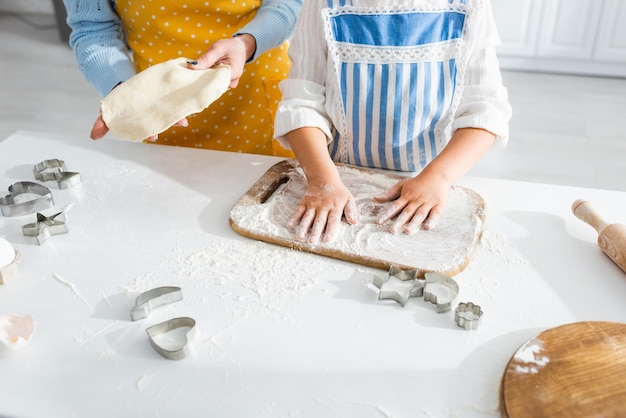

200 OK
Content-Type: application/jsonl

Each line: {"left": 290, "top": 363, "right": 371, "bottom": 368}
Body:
{"left": 423, "top": 272, "right": 460, "bottom": 313}
{"left": 146, "top": 317, "right": 196, "bottom": 360}
{"left": 33, "top": 159, "right": 82, "bottom": 189}
{"left": 372, "top": 266, "right": 425, "bottom": 307}
{"left": 130, "top": 286, "right": 183, "bottom": 321}
{"left": 22, "top": 212, "right": 68, "bottom": 245}
{"left": 0, "top": 181, "right": 54, "bottom": 217}
{"left": 455, "top": 302, "right": 483, "bottom": 330}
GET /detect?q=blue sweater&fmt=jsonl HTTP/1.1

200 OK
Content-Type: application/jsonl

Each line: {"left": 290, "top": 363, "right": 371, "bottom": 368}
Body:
{"left": 63, "top": 0, "right": 302, "bottom": 96}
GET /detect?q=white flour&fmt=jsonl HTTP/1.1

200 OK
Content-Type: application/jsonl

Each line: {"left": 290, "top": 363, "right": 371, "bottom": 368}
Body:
{"left": 121, "top": 236, "right": 357, "bottom": 339}
{"left": 230, "top": 165, "right": 484, "bottom": 274}
{"left": 514, "top": 337, "right": 550, "bottom": 374}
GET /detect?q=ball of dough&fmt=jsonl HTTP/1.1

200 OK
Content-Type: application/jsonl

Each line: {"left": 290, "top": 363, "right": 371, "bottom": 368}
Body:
{"left": 101, "top": 58, "right": 231, "bottom": 141}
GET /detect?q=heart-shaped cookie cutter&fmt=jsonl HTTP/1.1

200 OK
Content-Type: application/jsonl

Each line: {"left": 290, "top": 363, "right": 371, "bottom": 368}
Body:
{"left": 0, "top": 181, "right": 54, "bottom": 217}
{"left": 146, "top": 317, "right": 196, "bottom": 360}
{"left": 33, "top": 159, "right": 82, "bottom": 189}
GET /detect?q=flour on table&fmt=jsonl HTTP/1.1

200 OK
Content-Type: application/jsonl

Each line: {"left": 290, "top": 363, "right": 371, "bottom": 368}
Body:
{"left": 121, "top": 236, "right": 356, "bottom": 339}
{"left": 230, "top": 165, "right": 485, "bottom": 275}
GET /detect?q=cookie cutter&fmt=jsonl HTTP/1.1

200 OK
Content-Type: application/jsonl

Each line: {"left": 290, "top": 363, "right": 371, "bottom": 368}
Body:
{"left": 423, "top": 272, "right": 459, "bottom": 313}
{"left": 0, "top": 181, "right": 54, "bottom": 217}
{"left": 146, "top": 316, "right": 196, "bottom": 360}
{"left": 33, "top": 159, "right": 81, "bottom": 189}
{"left": 130, "top": 286, "right": 183, "bottom": 321}
{"left": 22, "top": 212, "right": 68, "bottom": 245}
{"left": 372, "top": 266, "right": 425, "bottom": 307}
{"left": 455, "top": 302, "right": 483, "bottom": 330}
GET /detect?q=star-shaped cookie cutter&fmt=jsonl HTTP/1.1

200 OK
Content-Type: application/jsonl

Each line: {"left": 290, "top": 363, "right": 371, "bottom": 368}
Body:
{"left": 423, "top": 272, "right": 460, "bottom": 313}
{"left": 21, "top": 212, "right": 68, "bottom": 245}
{"left": 146, "top": 316, "right": 196, "bottom": 360}
{"left": 130, "top": 286, "right": 183, "bottom": 321}
{"left": 0, "top": 181, "right": 54, "bottom": 217}
{"left": 33, "top": 159, "right": 81, "bottom": 189}
{"left": 372, "top": 266, "right": 426, "bottom": 307}
{"left": 455, "top": 302, "right": 483, "bottom": 330}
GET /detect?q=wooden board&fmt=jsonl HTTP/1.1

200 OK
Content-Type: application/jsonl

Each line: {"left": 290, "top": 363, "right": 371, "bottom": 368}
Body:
{"left": 229, "top": 160, "right": 485, "bottom": 276}
{"left": 500, "top": 321, "right": 626, "bottom": 418}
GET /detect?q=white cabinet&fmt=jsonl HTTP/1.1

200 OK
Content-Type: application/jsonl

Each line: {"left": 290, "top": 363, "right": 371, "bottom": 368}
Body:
{"left": 536, "top": 0, "right": 602, "bottom": 60}
{"left": 492, "top": 0, "right": 626, "bottom": 77}
{"left": 594, "top": 0, "right": 626, "bottom": 64}
{"left": 491, "top": 0, "right": 542, "bottom": 57}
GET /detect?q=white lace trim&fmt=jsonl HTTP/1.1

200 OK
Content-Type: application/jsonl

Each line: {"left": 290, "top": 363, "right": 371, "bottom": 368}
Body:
{"left": 335, "top": 40, "right": 462, "bottom": 64}
{"left": 326, "top": 1, "right": 469, "bottom": 17}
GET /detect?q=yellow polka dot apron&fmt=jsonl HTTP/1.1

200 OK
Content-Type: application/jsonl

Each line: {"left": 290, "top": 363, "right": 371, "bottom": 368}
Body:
{"left": 115, "top": 0, "right": 294, "bottom": 157}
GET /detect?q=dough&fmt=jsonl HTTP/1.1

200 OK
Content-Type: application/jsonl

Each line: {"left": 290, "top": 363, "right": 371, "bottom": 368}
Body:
{"left": 101, "top": 58, "right": 231, "bottom": 141}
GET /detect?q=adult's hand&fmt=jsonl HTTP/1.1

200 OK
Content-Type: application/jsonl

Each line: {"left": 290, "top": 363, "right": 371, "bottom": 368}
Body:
{"left": 187, "top": 34, "right": 256, "bottom": 89}
{"left": 90, "top": 111, "right": 187, "bottom": 142}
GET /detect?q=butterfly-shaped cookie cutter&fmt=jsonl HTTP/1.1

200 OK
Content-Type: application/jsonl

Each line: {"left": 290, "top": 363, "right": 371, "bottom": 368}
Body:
{"left": 33, "top": 159, "right": 81, "bottom": 189}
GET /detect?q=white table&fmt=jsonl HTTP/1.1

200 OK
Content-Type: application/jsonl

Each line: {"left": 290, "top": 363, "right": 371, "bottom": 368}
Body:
{"left": 1, "top": 131, "right": 625, "bottom": 418}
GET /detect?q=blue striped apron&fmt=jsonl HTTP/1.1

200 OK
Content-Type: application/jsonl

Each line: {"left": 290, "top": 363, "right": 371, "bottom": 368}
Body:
{"left": 324, "top": 0, "right": 470, "bottom": 171}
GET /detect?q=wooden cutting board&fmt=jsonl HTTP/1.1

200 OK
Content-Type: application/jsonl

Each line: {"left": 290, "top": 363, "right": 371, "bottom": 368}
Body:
{"left": 500, "top": 321, "right": 626, "bottom": 418}
{"left": 229, "top": 160, "right": 485, "bottom": 276}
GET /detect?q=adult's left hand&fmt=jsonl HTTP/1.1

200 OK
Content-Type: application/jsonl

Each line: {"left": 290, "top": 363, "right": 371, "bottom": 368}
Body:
{"left": 187, "top": 34, "right": 256, "bottom": 89}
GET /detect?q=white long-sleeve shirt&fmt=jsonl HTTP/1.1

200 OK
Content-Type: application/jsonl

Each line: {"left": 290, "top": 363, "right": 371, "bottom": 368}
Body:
{"left": 275, "top": 0, "right": 512, "bottom": 172}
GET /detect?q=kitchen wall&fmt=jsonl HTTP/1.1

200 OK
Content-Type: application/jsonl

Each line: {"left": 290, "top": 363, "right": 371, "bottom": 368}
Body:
{"left": 4, "top": 0, "right": 625, "bottom": 78}
{"left": 0, "top": 0, "right": 53, "bottom": 14}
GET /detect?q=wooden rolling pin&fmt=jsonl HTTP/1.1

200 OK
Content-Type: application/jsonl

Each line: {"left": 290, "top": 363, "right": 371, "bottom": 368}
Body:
{"left": 572, "top": 199, "right": 626, "bottom": 273}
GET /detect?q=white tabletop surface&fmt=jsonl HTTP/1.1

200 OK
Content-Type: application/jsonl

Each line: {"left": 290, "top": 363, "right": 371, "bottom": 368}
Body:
{"left": 1, "top": 131, "right": 625, "bottom": 418}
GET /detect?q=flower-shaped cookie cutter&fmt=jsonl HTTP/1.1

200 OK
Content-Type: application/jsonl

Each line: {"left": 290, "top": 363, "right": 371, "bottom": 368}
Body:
{"left": 372, "top": 266, "right": 425, "bottom": 307}
{"left": 146, "top": 317, "right": 196, "bottom": 360}
{"left": 22, "top": 212, "right": 68, "bottom": 245}
{"left": 0, "top": 181, "right": 54, "bottom": 217}
{"left": 423, "top": 272, "right": 460, "bottom": 313}
{"left": 455, "top": 302, "right": 483, "bottom": 330}
{"left": 130, "top": 286, "right": 183, "bottom": 321}
{"left": 33, "top": 159, "right": 82, "bottom": 189}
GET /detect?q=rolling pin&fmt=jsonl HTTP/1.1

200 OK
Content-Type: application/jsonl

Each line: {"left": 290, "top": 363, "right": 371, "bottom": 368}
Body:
{"left": 572, "top": 199, "right": 626, "bottom": 273}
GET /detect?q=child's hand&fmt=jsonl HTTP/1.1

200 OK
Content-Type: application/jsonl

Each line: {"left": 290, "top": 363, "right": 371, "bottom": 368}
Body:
{"left": 373, "top": 172, "right": 450, "bottom": 234}
{"left": 288, "top": 178, "right": 358, "bottom": 244}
